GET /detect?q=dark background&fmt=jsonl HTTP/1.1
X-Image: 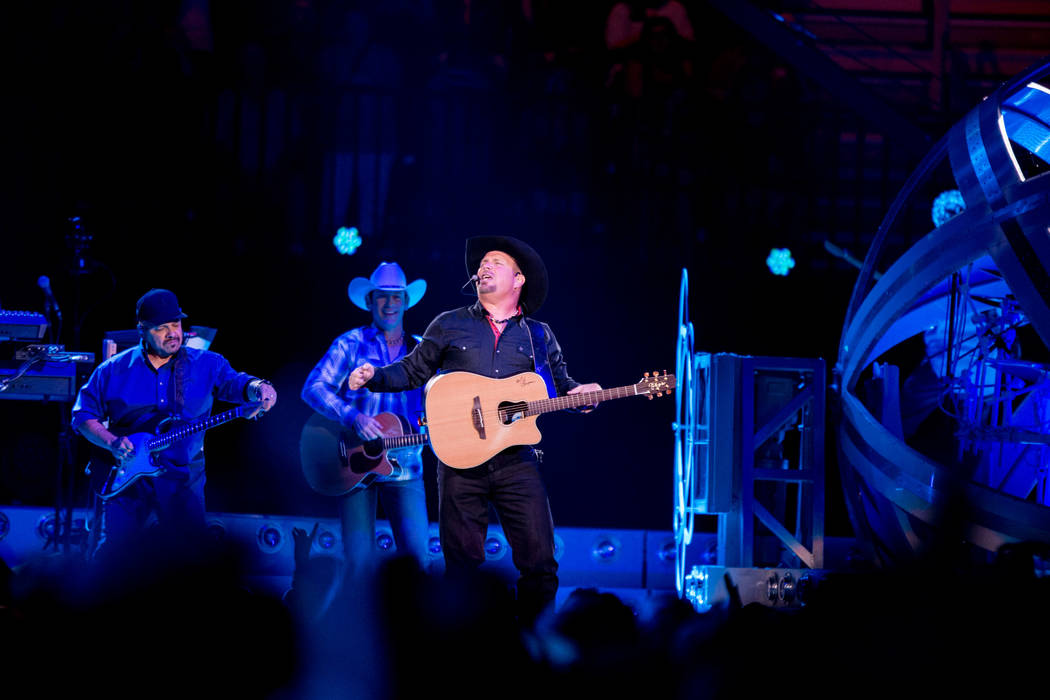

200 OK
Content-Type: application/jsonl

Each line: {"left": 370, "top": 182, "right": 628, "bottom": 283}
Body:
{"left": 1, "top": 0, "right": 1042, "bottom": 534}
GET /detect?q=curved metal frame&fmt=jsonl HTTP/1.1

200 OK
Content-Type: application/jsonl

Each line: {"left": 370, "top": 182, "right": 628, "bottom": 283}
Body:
{"left": 673, "top": 268, "right": 699, "bottom": 597}
{"left": 837, "top": 58, "right": 1050, "bottom": 563}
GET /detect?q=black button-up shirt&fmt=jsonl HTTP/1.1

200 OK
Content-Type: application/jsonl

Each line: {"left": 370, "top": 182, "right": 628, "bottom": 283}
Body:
{"left": 367, "top": 302, "right": 580, "bottom": 396}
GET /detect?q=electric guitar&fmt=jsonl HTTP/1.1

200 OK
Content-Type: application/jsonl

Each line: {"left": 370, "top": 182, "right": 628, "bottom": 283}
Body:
{"left": 299, "top": 412, "right": 429, "bottom": 497}
{"left": 95, "top": 404, "right": 262, "bottom": 500}
{"left": 422, "top": 370, "right": 675, "bottom": 469}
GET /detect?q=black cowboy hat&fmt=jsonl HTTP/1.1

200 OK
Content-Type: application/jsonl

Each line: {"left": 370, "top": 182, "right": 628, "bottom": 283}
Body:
{"left": 465, "top": 235, "right": 549, "bottom": 314}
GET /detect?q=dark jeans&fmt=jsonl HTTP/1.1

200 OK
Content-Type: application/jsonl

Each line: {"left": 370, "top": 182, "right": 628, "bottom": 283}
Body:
{"left": 92, "top": 464, "right": 207, "bottom": 561}
{"left": 437, "top": 447, "right": 559, "bottom": 622}
{"left": 339, "top": 477, "right": 429, "bottom": 578}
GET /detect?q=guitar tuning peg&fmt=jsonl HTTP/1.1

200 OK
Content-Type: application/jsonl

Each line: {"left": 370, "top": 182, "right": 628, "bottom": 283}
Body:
{"left": 644, "top": 371, "right": 650, "bottom": 377}
{"left": 647, "top": 394, "right": 653, "bottom": 400}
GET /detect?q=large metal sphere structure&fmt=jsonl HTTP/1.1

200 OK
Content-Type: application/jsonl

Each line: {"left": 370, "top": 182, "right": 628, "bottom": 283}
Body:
{"left": 837, "top": 56, "right": 1050, "bottom": 565}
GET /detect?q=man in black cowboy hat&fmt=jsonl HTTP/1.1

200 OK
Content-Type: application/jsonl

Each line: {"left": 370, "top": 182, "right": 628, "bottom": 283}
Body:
{"left": 301, "top": 261, "right": 431, "bottom": 578}
{"left": 348, "top": 236, "right": 601, "bottom": 624}
{"left": 72, "top": 288, "right": 277, "bottom": 561}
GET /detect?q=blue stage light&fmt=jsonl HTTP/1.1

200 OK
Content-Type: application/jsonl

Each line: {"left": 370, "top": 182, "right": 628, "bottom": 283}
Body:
{"left": 484, "top": 535, "right": 506, "bottom": 559}
{"left": 316, "top": 529, "right": 337, "bottom": 551}
{"left": 427, "top": 536, "right": 442, "bottom": 555}
{"left": 333, "top": 226, "right": 362, "bottom": 255}
{"left": 591, "top": 536, "right": 620, "bottom": 561}
{"left": 375, "top": 531, "right": 394, "bottom": 551}
{"left": 37, "top": 514, "right": 57, "bottom": 540}
{"left": 257, "top": 524, "right": 283, "bottom": 552}
{"left": 684, "top": 566, "right": 711, "bottom": 612}
{"left": 766, "top": 248, "right": 795, "bottom": 276}
{"left": 931, "top": 189, "right": 965, "bottom": 227}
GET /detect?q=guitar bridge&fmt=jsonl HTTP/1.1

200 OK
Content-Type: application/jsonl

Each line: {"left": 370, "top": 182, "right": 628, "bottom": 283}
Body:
{"left": 471, "top": 396, "right": 486, "bottom": 439}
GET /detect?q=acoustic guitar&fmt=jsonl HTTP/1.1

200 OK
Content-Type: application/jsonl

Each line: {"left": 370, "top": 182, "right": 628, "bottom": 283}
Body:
{"left": 299, "top": 412, "right": 428, "bottom": 496}
{"left": 422, "top": 370, "right": 675, "bottom": 468}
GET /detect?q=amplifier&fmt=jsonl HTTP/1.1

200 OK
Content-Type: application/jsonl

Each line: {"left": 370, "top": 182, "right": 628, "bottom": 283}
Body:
{"left": 0, "top": 360, "right": 78, "bottom": 401}
{"left": 0, "top": 310, "right": 48, "bottom": 342}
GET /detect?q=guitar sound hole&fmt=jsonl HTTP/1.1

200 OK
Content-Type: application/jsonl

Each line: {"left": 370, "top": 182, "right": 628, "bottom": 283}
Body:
{"left": 498, "top": 401, "right": 526, "bottom": 425}
{"left": 362, "top": 439, "right": 384, "bottom": 458}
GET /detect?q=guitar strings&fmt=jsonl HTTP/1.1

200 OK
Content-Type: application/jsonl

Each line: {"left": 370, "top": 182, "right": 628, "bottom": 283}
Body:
{"left": 426, "top": 381, "right": 671, "bottom": 426}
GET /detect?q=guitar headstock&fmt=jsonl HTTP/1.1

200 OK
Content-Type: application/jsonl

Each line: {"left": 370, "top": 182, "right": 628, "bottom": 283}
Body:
{"left": 637, "top": 370, "right": 676, "bottom": 399}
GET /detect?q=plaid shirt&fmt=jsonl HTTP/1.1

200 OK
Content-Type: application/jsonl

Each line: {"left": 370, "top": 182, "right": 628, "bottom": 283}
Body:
{"left": 301, "top": 324, "right": 424, "bottom": 480}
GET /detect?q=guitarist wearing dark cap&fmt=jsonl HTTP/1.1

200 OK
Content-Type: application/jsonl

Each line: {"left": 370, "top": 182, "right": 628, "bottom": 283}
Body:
{"left": 72, "top": 288, "right": 277, "bottom": 562}
{"left": 348, "top": 236, "right": 603, "bottom": 625}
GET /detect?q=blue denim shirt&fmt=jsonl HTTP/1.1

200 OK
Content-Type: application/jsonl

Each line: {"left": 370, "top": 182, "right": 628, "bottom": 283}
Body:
{"left": 367, "top": 302, "right": 580, "bottom": 396}
{"left": 301, "top": 324, "right": 425, "bottom": 480}
{"left": 71, "top": 344, "right": 257, "bottom": 471}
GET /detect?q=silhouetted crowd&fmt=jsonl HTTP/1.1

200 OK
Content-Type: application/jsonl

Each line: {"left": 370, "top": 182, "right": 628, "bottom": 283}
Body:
{"left": 3, "top": 520, "right": 1050, "bottom": 699}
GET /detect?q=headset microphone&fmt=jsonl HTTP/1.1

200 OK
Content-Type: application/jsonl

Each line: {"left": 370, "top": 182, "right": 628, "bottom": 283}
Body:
{"left": 460, "top": 274, "right": 479, "bottom": 295}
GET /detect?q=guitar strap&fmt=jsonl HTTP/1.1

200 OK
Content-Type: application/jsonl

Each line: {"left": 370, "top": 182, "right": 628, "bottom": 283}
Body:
{"left": 172, "top": 346, "right": 188, "bottom": 415}
{"left": 525, "top": 319, "right": 557, "bottom": 399}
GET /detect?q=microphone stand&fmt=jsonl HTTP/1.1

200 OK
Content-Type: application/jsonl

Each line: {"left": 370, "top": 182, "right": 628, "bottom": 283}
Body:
{"left": 48, "top": 217, "right": 98, "bottom": 556}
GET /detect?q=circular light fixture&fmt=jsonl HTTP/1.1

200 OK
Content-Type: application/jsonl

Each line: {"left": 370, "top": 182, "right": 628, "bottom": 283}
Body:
{"left": 766, "top": 248, "right": 796, "bottom": 276}
{"left": 315, "top": 529, "right": 338, "bottom": 552}
{"left": 256, "top": 523, "right": 284, "bottom": 553}
{"left": 333, "top": 226, "right": 362, "bottom": 255}
{"left": 931, "top": 188, "right": 965, "bottom": 227}
{"left": 36, "top": 514, "right": 57, "bottom": 541}
{"left": 205, "top": 518, "right": 227, "bottom": 543}
{"left": 484, "top": 532, "right": 508, "bottom": 561}
{"left": 375, "top": 530, "right": 394, "bottom": 551}
{"left": 590, "top": 535, "right": 621, "bottom": 562}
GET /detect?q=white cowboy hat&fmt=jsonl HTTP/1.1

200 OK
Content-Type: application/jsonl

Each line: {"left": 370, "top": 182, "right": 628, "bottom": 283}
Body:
{"left": 347, "top": 262, "right": 427, "bottom": 311}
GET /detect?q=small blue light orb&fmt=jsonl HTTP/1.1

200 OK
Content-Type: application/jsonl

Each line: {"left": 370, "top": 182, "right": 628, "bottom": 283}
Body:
{"left": 767, "top": 248, "right": 796, "bottom": 276}
{"left": 484, "top": 537, "right": 504, "bottom": 557}
{"left": 931, "top": 189, "right": 965, "bottom": 227}
{"left": 375, "top": 531, "right": 394, "bottom": 551}
{"left": 258, "top": 525, "right": 283, "bottom": 551}
{"left": 37, "top": 515, "right": 57, "bottom": 540}
{"left": 333, "top": 226, "right": 362, "bottom": 255}
{"left": 593, "top": 539, "right": 618, "bottom": 560}
{"left": 316, "top": 530, "right": 337, "bottom": 550}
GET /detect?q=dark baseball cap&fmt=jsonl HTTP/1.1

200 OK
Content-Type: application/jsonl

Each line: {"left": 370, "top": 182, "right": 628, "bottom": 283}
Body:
{"left": 136, "top": 289, "right": 188, "bottom": 327}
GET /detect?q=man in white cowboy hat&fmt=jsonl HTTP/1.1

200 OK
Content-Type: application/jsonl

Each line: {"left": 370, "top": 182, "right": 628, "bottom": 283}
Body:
{"left": 301, "top": 262, "right": 430, "bottom": 578}
{"left": 347, "top": 236, "right": 602, "bottom": 625}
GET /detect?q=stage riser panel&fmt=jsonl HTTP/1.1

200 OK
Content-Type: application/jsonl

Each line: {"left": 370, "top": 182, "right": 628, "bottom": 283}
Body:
{"left": 0, "top": 506, "right": 691, "bottom": 593}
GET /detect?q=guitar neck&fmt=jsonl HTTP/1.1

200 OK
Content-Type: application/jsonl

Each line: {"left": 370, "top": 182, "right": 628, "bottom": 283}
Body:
{"left": 525, "top": 384, "right": 645, "bottom": 416}
{"left": 381, "top": 432, "right": 430, "bottom": 450}
{"left": 146, "top": 405, "right": 248, "bottom": 451}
